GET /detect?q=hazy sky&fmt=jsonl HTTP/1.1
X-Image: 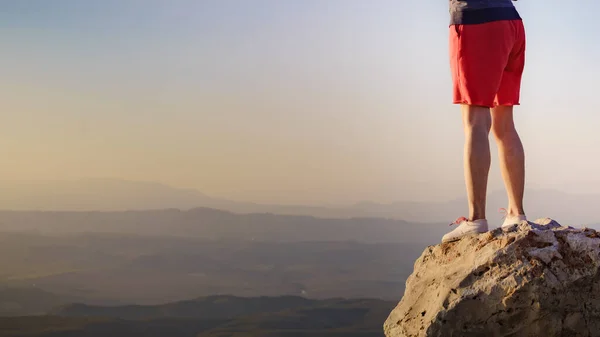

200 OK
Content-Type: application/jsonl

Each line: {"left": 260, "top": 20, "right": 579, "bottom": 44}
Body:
{"left": 2, "top": 0, "right": 600, "bottom": 205}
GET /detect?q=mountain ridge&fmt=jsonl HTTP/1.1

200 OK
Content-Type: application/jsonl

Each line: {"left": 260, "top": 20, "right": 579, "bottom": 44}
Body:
{"left": 0, "top": 178, "right": 596, "bottom": 224}
{"left": 0, "top": 295, "right": 395, "bottom": 337}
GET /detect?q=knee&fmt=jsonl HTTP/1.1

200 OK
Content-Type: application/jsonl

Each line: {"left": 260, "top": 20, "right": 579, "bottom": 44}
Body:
{"left": 491, "top": 105, "right": 516, "bottom": 140}
{"left": 492, "top": 124, "right": 507, "bottom": 140}
{"left": 463, "top": 106, "right": 491, "bottom": 135}
{"left": 492, "top": 122, "right": 516, "bottom": 141}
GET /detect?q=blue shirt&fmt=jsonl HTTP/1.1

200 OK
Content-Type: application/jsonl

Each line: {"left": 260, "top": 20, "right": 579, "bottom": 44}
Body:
{"left": 449, "top": 0, "right": 521, "bottom": 25}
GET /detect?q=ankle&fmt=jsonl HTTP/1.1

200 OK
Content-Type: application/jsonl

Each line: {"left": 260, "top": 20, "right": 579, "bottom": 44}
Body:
{"left": 505, "top": 209, "right": 525, "bottom": 218}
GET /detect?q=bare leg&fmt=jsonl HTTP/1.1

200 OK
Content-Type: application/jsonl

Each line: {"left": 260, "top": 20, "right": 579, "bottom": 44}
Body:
{"left": 462, "top": 105, "right": 492, "bottom": 221}
{"left": 491, "top": 105, "right": 525, "bottom": 217}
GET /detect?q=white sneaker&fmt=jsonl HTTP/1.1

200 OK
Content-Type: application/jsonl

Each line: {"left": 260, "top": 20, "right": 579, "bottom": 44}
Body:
{"left": 442, "top": 217, "right": 489, "bottom": 243}
{"left": 501, "top": 214, "right": 527, "bottom": 229}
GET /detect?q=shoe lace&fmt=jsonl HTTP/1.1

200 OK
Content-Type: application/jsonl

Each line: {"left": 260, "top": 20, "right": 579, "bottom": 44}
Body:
{"left": 499, "top": 208, "right": 508, "bottom": 220}
{"left": 449, "top": 216, "right": 468, "bottom": 226}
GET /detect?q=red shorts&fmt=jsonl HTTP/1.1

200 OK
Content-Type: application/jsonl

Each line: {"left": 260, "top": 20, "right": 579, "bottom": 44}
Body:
{"left": 449, "top": 20, "right": 526, "bottom": 108}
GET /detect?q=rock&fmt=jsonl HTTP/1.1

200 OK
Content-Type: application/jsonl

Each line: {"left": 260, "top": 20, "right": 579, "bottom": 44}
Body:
{"left": 384, "top": 218, "right": 600, "bottom": 337}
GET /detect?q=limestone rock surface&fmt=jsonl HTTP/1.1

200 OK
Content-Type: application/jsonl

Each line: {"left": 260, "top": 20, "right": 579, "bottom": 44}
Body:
{"left": 384, "top": 219, "right": 600, "bottom": 337}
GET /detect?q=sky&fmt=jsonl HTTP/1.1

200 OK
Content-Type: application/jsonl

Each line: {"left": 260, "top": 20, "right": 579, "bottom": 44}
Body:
{"left": 2, "top": 0, "right": 600, "bottom": 205}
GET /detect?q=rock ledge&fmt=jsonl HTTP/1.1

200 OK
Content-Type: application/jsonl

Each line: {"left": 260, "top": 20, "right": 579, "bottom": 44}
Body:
{"left": 384, "top": 219, "right": 600, "bottom": 337}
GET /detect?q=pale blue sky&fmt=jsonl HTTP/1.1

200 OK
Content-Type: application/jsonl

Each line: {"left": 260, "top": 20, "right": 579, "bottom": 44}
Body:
{"left": 1, "top": 1, "right": 600, "bottom": 204}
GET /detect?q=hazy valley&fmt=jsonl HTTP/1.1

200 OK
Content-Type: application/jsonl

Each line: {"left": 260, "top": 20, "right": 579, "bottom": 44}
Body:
{"left": 1, "top": 179, "right": 598, "bottom": 336}
{"left": 0, "top": 205, "right": 431, "bottom": 336}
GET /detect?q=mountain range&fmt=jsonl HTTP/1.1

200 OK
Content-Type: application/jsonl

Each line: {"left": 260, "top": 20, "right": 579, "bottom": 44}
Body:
{"left": 0, "top": 295, "right": 395, "bottom": 337}
{"left": 0, "top": 178, "right": 597, "bottom": 225}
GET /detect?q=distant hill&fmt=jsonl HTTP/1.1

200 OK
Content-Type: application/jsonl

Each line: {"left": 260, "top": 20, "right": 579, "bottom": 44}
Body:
{"left": 0, "top": 179, "right": 597, "bottom": 224}
{"left": 0, "top": 296, "right": 394, "bottom": 337}
{"left": 0, "top": 231, "right": 423, "bottom": 305}
{"left": 0, "top": 207, "right": 446, "bottom": 244}
{"left": 51, "top": 295, "right": 362, "bottom": 320}
{"left": 0, "top": 288, "right": 77, "bottom": 317}
{"left": 0, "top": 179, "right": 219, "bottom": 211}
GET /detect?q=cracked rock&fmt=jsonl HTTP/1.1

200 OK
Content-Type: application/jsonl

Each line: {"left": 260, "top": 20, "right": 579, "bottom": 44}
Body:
{"left": 384, "top": 218, "right": 600, "bottom": 337}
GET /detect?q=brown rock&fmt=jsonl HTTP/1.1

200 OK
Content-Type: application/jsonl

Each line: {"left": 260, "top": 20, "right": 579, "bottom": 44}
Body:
{"left": 384, "top": 219, "right": 600, "bottom": 337}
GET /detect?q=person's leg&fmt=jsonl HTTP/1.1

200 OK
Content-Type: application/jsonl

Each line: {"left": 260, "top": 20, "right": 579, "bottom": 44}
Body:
{"left": 492, "top": 20, "right": 527, "bottom": 226}
{"left": 491, "top": 105, "right": 525, "bottom": 217}
{"left": 462, "top": 105, "right": 492, "bottom": 221}
{"left": 444, "top": 21, "right": 515, "bottom": 242}
{"left": 443, "top": 103, "right": 492, "bottom": 243}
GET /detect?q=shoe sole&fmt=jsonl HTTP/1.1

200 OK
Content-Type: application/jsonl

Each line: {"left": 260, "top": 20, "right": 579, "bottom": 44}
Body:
{"left": 442, "top": 231, "right": 487, "bottom": 243}
{"left": 501, "top": 221, "right": 528, "bottom": 231}
{"left": 501, "top": 224, "right": 517, "bottom": 231}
